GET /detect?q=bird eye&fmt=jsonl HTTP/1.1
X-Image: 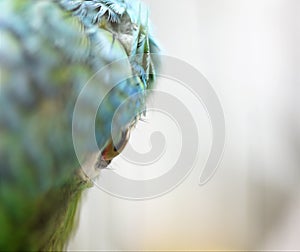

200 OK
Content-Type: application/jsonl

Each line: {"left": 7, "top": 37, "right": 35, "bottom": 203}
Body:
{"left": 101, "top": 129, "right": 130, "bottom": 161}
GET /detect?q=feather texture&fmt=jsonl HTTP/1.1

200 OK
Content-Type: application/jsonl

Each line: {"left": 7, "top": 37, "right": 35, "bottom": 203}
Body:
{"left": 0, "top": 0, "right": 159, "bottom": 250}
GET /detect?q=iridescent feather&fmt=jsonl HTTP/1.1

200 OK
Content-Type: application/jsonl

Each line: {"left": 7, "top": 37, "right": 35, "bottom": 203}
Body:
{"left": 0, "top": 0, "right": 159, "bottom": 250}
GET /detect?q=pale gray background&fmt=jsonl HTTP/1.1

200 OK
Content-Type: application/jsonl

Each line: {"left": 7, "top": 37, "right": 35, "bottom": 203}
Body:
{"left": 68, "top": 0, "right": 300, "bottom": 250}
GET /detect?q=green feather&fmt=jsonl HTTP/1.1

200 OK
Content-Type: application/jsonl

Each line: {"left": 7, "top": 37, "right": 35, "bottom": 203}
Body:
{"left": 0, "top": 0, "right": 159, "bottom": 250}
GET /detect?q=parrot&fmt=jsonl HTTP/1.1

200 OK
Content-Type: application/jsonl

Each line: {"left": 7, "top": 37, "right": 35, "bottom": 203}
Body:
{"left": 0, "top": 0, "right": 159, "bottom": 250}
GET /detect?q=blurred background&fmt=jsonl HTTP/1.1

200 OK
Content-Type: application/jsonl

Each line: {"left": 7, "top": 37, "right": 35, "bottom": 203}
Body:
{"left": 68, "top": 0, "right": 300, "bottom": 250}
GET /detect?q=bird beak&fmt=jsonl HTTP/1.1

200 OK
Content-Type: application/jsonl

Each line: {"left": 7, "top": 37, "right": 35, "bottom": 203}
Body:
{"left": 100, "top": 128, "right": 131, "bottom": 162}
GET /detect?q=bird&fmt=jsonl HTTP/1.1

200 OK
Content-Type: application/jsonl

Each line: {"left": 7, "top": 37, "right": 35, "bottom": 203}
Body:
{"left": 0, "top": 0, "right": 159, "bottom": 250}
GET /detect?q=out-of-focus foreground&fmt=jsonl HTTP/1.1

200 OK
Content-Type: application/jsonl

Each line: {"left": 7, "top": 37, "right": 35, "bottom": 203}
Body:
{"left": 68, "top": 0, "right": 300, "bottom": 250}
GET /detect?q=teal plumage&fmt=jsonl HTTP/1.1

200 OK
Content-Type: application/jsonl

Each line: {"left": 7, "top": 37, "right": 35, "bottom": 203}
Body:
{"left": 0, "top": 0, "right": 159, "bottom": 250}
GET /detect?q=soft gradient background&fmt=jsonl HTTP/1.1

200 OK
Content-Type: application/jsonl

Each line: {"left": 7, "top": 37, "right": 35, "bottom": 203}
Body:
{"left": 68, "top": 0, "right": 300, "bottom": 250}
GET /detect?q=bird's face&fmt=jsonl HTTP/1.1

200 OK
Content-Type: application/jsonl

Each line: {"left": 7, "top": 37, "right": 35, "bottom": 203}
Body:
{"left": 100, "top": 128, "right": 131, "bottom": 163}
